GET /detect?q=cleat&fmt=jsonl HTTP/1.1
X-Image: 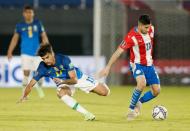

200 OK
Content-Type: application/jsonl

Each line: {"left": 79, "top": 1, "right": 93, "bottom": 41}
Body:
{"left": 134, "top": 101, "right": 142, "bottom": 116}
{"left": 127, "top": 110, "right": 138, "bottom": 121}
{"left": 84, "top": 112, "right": 95, "bottom": 121}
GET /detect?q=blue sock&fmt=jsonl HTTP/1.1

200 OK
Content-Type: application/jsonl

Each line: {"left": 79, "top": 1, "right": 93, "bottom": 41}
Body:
{"left": 139, "top": 90, "right": 155, "bottom": 103}
{"left": 129, "top": 88, "right": 142, "bottom": 110}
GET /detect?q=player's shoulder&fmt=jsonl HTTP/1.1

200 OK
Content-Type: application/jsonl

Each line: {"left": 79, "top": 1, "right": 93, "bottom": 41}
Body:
{"left": 38, "top": 61, "right": 48, "bottom": 70}
{"left": 16, "top": 21, "right": 25, "bottom": 27}
{"left": 32, "top": 19, "right": 42, "bottom": 26}
{"left": 56, "top": 54, "right": 70, "bottom": 60}
{"left": 56, "top": 53, "right": 67, "bottom": 58}
{"left": 125, "top": 26, "right": 138, "bottom": 39}
{"left": 149, "top": 25, "right": 154, "bottom": 32}
{"left": 33, "top": 19, "right": 41, "bottom": 23}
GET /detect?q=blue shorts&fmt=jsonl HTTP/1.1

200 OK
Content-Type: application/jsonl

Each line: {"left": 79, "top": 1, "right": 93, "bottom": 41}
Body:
{"left": 129, "top": 63, "right": 160, "bottom": 85}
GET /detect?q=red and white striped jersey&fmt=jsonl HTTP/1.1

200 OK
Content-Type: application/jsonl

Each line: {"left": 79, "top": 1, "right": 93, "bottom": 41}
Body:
{"left": 119, "top": 26, "right": 154, "bottom": 66}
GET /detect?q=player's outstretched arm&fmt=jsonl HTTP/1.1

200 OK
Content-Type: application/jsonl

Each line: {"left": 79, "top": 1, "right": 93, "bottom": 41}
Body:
{"left": 7, "top": 33, "right": 19, "bottom": 61}
{"left": 17, "top": 79, "right": 37, "bottom": 103}
{"left": 99, "top": 47, "right": 124, "bottom": 78}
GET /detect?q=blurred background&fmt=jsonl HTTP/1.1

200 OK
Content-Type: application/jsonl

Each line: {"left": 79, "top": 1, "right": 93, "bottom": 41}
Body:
{"left": 0, "top": 0, "right": 190, "bottom": 87}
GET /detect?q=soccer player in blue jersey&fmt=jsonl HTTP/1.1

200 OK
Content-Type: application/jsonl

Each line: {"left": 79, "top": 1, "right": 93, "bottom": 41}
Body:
{"left": 7, "top": 5, "right": 49, "bottom": 98}
{"left": 17, "top": 44, "right": 110, "bottom": 121}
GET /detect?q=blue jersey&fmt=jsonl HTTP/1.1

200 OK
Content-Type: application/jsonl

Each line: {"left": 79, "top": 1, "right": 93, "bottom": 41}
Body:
{"left": 15, "top": 19, "right": 45, "bottom": 56}
{"left": 33, "top": 54, "right": 83, "bottom": 83}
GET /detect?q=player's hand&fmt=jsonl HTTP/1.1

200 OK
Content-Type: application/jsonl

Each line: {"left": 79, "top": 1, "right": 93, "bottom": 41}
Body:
{"left": 98, "top": 66, "right": 110, "bottom": 78}
{"left": 53, "top": 78, "right": 63, "bottom": 85}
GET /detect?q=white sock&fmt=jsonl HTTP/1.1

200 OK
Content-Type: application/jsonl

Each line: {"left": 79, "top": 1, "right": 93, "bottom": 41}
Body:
{"left": 61, "top": 95, "right": 88, "bottom": 115}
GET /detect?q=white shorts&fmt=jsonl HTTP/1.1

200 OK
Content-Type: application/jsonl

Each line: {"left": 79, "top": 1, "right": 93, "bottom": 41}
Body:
{"left": 57, "top": 74, "right": 99, "bottom": 96}
{"left": 21, "top": 54, "right": 42, "bottom": 71}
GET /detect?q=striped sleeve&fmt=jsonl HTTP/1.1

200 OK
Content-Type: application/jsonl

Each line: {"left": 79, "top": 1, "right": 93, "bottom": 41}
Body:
{"left": 119, "top": 34, "right": 135, "bottom": 50}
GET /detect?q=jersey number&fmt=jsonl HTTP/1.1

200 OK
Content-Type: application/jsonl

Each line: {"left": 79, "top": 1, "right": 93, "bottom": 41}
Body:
{"left": 28, "top": 26, "right": 33, "bottom": 38}
{"left": 86, "top": 77, "right": 95, "bottom": 84}
{"left": 145, "top": 42, "right": 151, "bottom": 51}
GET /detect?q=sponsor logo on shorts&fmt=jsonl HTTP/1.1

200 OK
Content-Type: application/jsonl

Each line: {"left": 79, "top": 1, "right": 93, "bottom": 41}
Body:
{"left": 135, "top": 70, "right": 141, "bottom": 75}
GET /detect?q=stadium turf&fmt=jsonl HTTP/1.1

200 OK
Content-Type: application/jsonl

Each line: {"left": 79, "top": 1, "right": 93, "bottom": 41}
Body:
{"left": 0, "top": 86, "right": 189, "bottom": 131}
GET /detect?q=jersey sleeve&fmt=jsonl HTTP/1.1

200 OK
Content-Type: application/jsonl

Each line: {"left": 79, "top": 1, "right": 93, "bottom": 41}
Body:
{"left": 149, "top": 25, "right": 154, "bottom": 38}
{"left": 33, "top": 62, "right": 46, "bottom": 81}
{"left": 38, "top": 20, "right": 45, "bottom": 34}
{"left": 119, "top": 34, "right": 134, "bottom": 50}
{"left": 15, "top": 24, "right": 21, "bottom": 35}
{"left": 63, "top": 56, "right": 75, "bottom": 71}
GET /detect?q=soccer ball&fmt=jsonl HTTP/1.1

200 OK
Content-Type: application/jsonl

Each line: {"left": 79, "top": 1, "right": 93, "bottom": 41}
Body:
{"left": 152, "top": 105, "right": 168, "bottom": 120}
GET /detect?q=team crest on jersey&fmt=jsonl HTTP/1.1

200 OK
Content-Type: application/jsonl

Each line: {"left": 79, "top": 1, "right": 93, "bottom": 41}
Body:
{"left": 59, "top": 65, "right": 64, "bottom": 70}
{"left": 33, "top": 25, "right": 38, "bottom": 32}
{"left": 22, "top": 28, "right": 26, "bottom": 31}
{"left": 135, "top": 70, "right": 141, "bottom": 75}
{"left": 47, "top": 70, "right": 52, "bottom": 74}
{"left": 54, "top": 67, "right": 59, "bottom": 71}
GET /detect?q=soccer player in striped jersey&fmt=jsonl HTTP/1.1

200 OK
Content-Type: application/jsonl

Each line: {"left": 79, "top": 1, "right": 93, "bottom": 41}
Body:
{"left": 99, "top": 14, "right": 160, "bottom": 120}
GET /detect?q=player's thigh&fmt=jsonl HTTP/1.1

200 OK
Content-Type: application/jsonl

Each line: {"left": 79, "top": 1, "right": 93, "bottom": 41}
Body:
{"left": 21, "top": 54, "right": 33, "bottom": 71}
{"left": 91, "top": 83, "right": 110, "bottom": 96}
{"left": 74, "top": 74, "right": 98, "bottom": 93}
{"left": 145, "top": 66, "right": 160, "bottom": 86}
{"left": 57, "top": 85, "right": 74, "bottom": 98}
{"left": 130, "top": 63, "right": 146, "bottom": 88}
{"left": 136, "top": 75, "right": 147, "bottom": 90}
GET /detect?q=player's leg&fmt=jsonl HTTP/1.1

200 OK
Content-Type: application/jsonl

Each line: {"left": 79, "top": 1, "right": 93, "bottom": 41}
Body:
{"left": 57, "top": 85, "right": 95, "bottom": 121}
{"left": 23, "top": 70, "right": 30, "bottom": 86}
{"left": 35, "top": 78, "right": 45, "bottom": 98}
{"left": 127, "top": 75, "right": 146, "bottom": 120}
{"left": 75, "top": 74, "right": 110, "bottom": 96}
{"left": 139, "top": 84, "right": 160, "bottom": 104}
{"left": 126, "top": 63, "right": 146, "bottom": 120}
{"left": 21, "top": 55, "right": 31, "bottom": 87}
{"left": 90, "top": 83, "right": 110, "bottom": 96}
{"left": 33, "top": 56, "right": 45, "bottom": 98}
{"left": 135, "top": 66, "right": 161, "bottom": 115}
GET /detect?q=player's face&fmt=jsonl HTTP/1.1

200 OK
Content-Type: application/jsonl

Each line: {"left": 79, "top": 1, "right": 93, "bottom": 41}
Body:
{"left": 139, "top": 24, "right": 150, "bottom": 34}
{"left": 23, "top": 9, "right": 34, "bottom": 22}
{"left": 41, "top": 53, "right": 55, "bottom": 66}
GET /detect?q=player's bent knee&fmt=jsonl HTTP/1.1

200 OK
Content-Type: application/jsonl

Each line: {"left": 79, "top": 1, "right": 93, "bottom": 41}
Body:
{"left": 57, "top": 87, "right": 72, "bottom": 98}
{"left": 101, "top": 88, "right": 110, "bottom": 96}
{"left": 152, "top": 86, "right": 161, "bottom": 96}
{"left": 93, "top": 83, "right": 110, "bottom": 96}
{"left": 137, "top": 82, "right": 146, "bottom": 90}
{"left": 101, "top": 83, "right": 110, "bottom": 96}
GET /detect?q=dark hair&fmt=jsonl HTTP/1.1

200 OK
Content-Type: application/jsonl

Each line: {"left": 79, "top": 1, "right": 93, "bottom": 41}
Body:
{"left": 23, "top": 5, "right": 34, "bottom": 11}
{"left": 37, "top": 44, "right": 53, "bottom": 57}
{"left": 138, "top": 14, "right": 151, "bottom": 25}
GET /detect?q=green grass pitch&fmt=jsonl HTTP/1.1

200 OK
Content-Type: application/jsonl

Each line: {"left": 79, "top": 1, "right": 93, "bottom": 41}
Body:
{"left": 0, "top": 86, "right": 190, "bottom": 131}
